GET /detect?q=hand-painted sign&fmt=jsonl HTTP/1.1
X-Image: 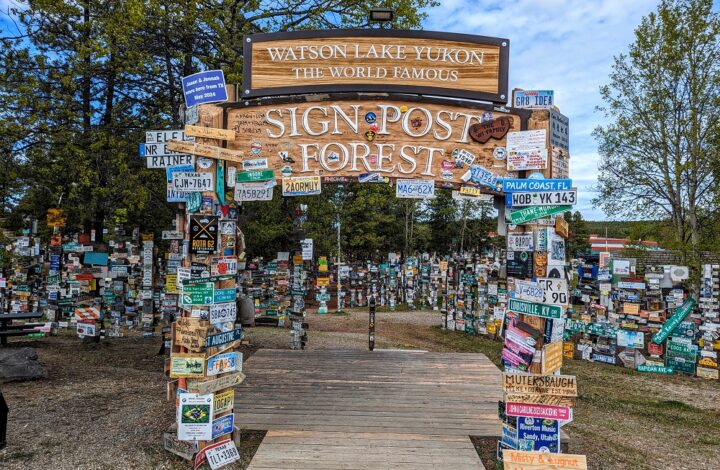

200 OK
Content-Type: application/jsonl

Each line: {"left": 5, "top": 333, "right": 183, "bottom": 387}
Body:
{"left": 187, "top": 372, "right": 245, "bottom": 395}
{"left": 513, "top": 90, "right": 554, "bottom": 109}
{"left": 652, "top": 296, "right": 697, "bottom": 344}
{"left": 507, "top": 148, "right": 548, "bottom": 171}
{"left": 395, "top": 179, "right": 435, "bottom": 199}
{"left": 163, "top": 432, "right": 198, "bottom": 461}
{"left": 184, "top": 125, "right": 235, "bottom": 141}
{"left": 505, "top": 402, "right": 571, "bottom": 421}
{"left": 282, "top": 176, "right": 321, "bottom": 196}
{"left": 207, "top": 352, "right": 242, "bottom": 376}
{"left": 182, "top": 70, "right": 228, "bottom": 107}
{"left": 502, "top": 450, "right": 587, "bottom": 470}
{"left": 190, "top": 216, "right": 218, "bottom": 255}
{"left": 541, "top": 341, "right": 564, "bottom": 375}
{"left": 509, "top": 205, "right": 571, "bottom": 225}
{"left": 503, "top": 373, "right": 578, "bottom": 397}
{"left": 468, "top": 117, "right": 512, "bottom": 143}
{"left": 243, "top": 30, "right": 509, "bottom": 103}
{"left": 507, "top": 190, "right": 577, "bottom": 207}
{"left": 509, "top": 298, "right": 562, "bottom": 320}
{"left": 206, "top": 327, "right": 243, "bottom": 348}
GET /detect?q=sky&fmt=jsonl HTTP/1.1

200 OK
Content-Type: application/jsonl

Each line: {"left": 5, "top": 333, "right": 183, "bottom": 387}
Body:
{"left": 424, "top": 0, "right": 661, "bottom": 220}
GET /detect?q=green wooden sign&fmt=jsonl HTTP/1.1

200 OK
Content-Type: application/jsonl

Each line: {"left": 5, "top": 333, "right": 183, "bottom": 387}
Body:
{"left": 47, "top": 275, "right": 60, "bottom": 285}
{"left": 508, "top": 298, "right": 563, "bottom": 319}
{"left": 652, "top": 297, "right": 696, "bottom": 344}
{"left": 508, "top": 205, "right": 571, "bottom": 225}
{"left": 236, "top": 169, "right": 274, "bottom": 183}
{"left": 637, "top": 364, "right": 674, "bottom": 374}
{"left": 181, "top": 282, "right": 214, "bottom": 305}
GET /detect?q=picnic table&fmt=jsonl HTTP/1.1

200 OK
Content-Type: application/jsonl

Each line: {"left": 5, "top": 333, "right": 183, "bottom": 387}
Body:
{"left": 0, "top": 312, "right": 44, "bottom": 346}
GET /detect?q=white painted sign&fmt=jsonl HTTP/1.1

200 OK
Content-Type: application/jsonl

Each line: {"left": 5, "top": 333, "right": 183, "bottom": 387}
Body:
{"left": 396, "top": 179, "right": 435, "bottom": 199}
{"left": 451, "top": 190, "right": 493, "bottom": 202}
{"left": 234, "top": 182, "right": 274, "bottom": 201}
{"left": 301, "top": 239, "right": 314, "bottom": 261}
{"left": 177, "top": 393, "right": 214, "bottom": 441}
{"left": 506, "top": 129, "right": 547, "bottom": 151}
{"left": 172, "top": 172, "right": 213, "bottom": 191}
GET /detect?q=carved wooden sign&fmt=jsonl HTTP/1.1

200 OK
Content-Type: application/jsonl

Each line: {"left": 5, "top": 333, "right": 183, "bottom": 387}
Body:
{"left": 217, "top": 98, "right": 536, "bottom": 187}
{"left": 468, "top": 117, "right": 512, "bottom": 143}
{"left": 243, "top": 30, "right": 509, "bottom": 103}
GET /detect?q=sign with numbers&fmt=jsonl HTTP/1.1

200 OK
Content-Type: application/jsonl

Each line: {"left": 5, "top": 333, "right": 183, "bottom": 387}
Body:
{"left": 395, "top": 179, "right": 435, "bottom": 199}
{"left": 172, "top": 172, "right": 213, "bottom": 192}
{"left": 507, "top": 190, "right": 577, "bottom": 207}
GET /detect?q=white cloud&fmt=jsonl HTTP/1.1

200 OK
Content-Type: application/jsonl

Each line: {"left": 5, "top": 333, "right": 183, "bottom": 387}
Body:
{"left": 424, "top": 0, "right": 660, "bottom": 220}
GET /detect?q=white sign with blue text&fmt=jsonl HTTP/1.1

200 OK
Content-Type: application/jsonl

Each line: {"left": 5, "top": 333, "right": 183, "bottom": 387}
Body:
{"left": 396, "top": 179, "right": 435, "bottom": 199}
{"left": 502, "top": 179, "right": 572, "bottom": 193}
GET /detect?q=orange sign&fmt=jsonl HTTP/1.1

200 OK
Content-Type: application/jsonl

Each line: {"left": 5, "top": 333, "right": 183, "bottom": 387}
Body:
{"left": 47, "top": 208, "right": 66, "bottom": 228}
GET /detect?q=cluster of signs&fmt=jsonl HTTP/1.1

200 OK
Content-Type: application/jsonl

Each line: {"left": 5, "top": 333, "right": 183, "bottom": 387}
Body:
{"left": 565, "top": 260, "right": 719, "bottom": 381}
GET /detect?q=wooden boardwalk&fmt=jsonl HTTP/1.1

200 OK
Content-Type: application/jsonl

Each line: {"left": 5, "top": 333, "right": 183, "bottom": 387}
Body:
{"left": 236, "top": 349, "right": 502, "bottom": 469}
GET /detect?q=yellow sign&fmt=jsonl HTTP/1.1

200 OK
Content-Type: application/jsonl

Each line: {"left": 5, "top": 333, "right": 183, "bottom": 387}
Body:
{"left": 169, "top": 353, "right": 206, "bottom": 379}
{"left": 623, "top": 303, "right": 640, "bottom": 315}
{"left": 282, "top": 176, "right": 321, "bottom": 196}
{"left": 317, "top": 277, "right": 330, "bottom": 287}
{"left": 459, "top": 185, "right": 484, "bottom": 197}
{"left": 541, "top": 341, "right": 563, "bottom": 375}
{"left": 166, "top": 274, "right": 178, "bottom": 294}
{"left": 502, "top": 450, "right": 587, "bottom": 470}
{"left": 213, "top": 389, "right": 235, "bottom": 416}
{"left": 555, "top": 216, "right": 569, "bottom": 238}
{"left": 562, "top": 342, "right": 574, "bottom": 359}
{"left": 46, "top": 208, "right": 66, "bottom": 228}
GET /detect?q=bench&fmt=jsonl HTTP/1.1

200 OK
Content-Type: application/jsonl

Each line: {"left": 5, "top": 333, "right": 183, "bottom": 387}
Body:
{"left": 0, "top": 313, "right": 44, "bottom": 346}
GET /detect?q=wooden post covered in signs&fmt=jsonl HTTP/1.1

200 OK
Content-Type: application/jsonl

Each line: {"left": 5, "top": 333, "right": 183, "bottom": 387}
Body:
{"left": 165, "top": 85, "right": 244, "bottom": 469}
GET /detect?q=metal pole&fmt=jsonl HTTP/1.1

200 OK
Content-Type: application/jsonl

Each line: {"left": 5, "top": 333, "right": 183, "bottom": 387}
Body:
{"left": 336, "top": 215, "right": 341, "bottom": 313}
{"left": 368, "top": 296, "right": 375, "bottom": 351}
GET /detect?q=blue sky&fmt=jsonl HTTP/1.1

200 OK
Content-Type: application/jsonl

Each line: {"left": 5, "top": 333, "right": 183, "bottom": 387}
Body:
{"left": 424, "top": 0, "right": 662, "bottom": 220}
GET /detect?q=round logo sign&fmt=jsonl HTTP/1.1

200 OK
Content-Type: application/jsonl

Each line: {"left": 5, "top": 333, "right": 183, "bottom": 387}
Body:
{"left": 365, "top": 112, "right": 377, "bottom": 124}
{"left": 197, "top": 157, "right": 212, "bottom": 169}
{"left": 493, "top": 147, "right": 507, "bottom": 160}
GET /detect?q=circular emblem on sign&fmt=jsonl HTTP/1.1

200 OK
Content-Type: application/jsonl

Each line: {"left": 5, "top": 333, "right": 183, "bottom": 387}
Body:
{"left": 369, "top": 154, "right": 378, "bottom": 164}
{"left": 365, "top": 131, "right": 376, "bottom": 142}
{"left": 493, "top": 147, "right": 507, "bottom": 160}
{"left": 370, "top": 123, "right": 379, "bottom": 132}
{"left": 281, "top": 165, "right": 293, "bottom": 177}
{"left": 365, "top": 112, "right": 376, "bottom": 124}
{"left": 399, "top": 105, "right": 409, "bottom": 113}
{"left": 441, "top": 170, "right": 453, "bottom": 180}
{"left": 197, "top": 157, "right": 212, "bottom": 169}
{"left": 481, "top": 111, "right": 493, "bottom": 123}
{"left": 519, "top": 251, "right": 529, "bottom": 262}
{"left": 528, "top": 171, "right": 545, "bottom": 180}
{"left": 327, "top": 151, "right": 340, "bottom": 163}
{"left": 251, "top": 142, "right": 262, "bottom": 154}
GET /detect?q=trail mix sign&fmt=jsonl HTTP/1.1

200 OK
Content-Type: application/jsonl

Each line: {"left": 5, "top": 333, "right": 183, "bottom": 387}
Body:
{"left": 243, "top": 30, "right": 509, "bottom": 103}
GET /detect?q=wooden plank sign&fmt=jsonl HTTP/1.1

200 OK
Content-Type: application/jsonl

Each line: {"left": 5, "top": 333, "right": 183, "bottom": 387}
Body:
{"left": 541, "top": 341, "right": 563, "bottom": 375}
{"left": 225, "top": 98, "right": 534, "bottom": 186}
{"left": 185, "top": 125, "right": 236, "bottom": 141}
{"left": 187, "top": 372, "right": 246, "bottom": 394}
{"left": 503, "top": 373, "right": 578, "bottom": 397}
{"left": 504, "top": 393, "right": 575, "bottom": 407}
{"left": 505, "top": 402, "right": 571, "bottom": 421}
{"left": 167, "top": 140, "right": 245, "bottom": 163}
{"left": 243, "top": 30, "right": 509, "bottom": 103}
{"left": 502, "top": 450, "right": 587, "bottom": 470}
{"left": 163, "top": 432, "right": 198, "bottom": 461}
{"left": 174, "top": 317, "right": 209, "bottom": 352}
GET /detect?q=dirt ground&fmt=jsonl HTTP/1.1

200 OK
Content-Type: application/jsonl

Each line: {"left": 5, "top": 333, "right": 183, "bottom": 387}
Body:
{"left": 0, "top": 309, "right": 718, "bottom": 469}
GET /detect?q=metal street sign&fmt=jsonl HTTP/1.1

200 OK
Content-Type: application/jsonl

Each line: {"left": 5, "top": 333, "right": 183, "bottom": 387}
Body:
{"left": 509, "top": 205, "right": 571, "bottom": 225}
{"left": 502, "top": 178, "right": 572, "bottom": 193}
{"left": 507, "top": 190, "right": 577, "bottom": 208}
{"left": 508, "top": 298, "right": 563, "bottom": 319}
{"left": 146, "top": 154, "right": 196, "bottom": 169}
{"left": 652, "top": 297, "right": 697, "bottom": 344}
{"left": 236, "top": 169, "right": 275, "bottom": 183}
{"left": 206, "top": 327, "right": 243, "bottom": 348}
